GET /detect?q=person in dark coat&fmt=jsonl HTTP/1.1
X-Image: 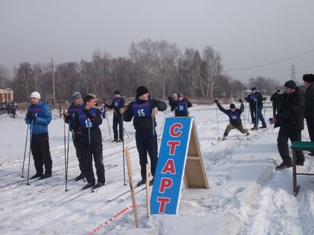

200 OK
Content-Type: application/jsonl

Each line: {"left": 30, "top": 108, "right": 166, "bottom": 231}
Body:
{"left": 62, "top": 92, "right": 85, "bottom": 181}
{"left": 270, "top": 90, "right": 282, "bottom": 117}
{"left": 303, "top": 74, "right": 314, "bottom": 156}
{"left": 174, "top": 92, "right": 192, "bottom": 117}
{"left": 270, "top": 80, "right": 305, "bottom": 170}
{"left": 104, "top": 90, "right": 125, "bottom": 142}
{"left": 214, "top": 99, "right": 249, "bottom": 140}
{"left": 246, "top": 87, "right": 267, "bottom": 130}
{"left": 72, "top": 95, "right": 105, "bottom": 190}
{"left": 122, "top": 86, "right": 167, "bottom": 186}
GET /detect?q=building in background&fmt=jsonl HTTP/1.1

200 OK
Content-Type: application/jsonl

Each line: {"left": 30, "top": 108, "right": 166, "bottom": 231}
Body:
{"left": 0, "top": 88, "right": 13, "bottom": 102}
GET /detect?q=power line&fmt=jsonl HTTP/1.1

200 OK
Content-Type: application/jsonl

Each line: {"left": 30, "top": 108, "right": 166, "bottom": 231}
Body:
{"left": 224, "top": 49, "right": 314, "bottom": 72}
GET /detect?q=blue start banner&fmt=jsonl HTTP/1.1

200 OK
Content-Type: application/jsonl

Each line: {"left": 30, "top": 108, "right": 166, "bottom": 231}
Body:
{"left": 150, "top": 117, "right": 193, "bottom": 214}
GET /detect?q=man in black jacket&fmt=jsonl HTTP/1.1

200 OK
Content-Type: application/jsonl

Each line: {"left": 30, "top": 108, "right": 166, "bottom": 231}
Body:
{"left": 270, "top": 80, "right": 305, "bottom": 170}
{"left": 73, "top": 95, "right": 105, "bottom": 190}
{"left": 270, "top": 90, "right": 282, "bottom": 117}
{"left": 122, "top": 86, "right": 167, "bottom": 186}
{"left": 303, "top": 74, "right": 314, "bottom": 156}
{"left": 104, "top": 90, "right": 125, "bottom": 142}
{"left": 214, "top": 99, "right": 249, "bottom": 140}
{"left": 246, "top": 87, "right": 267, "bottom": 130}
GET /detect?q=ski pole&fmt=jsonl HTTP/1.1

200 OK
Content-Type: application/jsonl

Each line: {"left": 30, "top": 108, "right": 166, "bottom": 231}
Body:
{"left": 215, "top": 107, "right": 220, "bottom": 139}
{"left": 122, "top": 113, "right": 126, "bottom": 186}
{"left": 106, "top": 107, "right": 112, "bottom": 141}
{"left": 152, "top": 118, "right": 155, "bottom": 136}
{"left": 21, "top": 124, "right": 30, "bottom": 178}
{"left": 64, "top": 118, "right": 66, "bottom": 182}
{"left": 255, "top": 99, "right": 258, "bottom": 128}
{"left": 26, "top": 121, "right": 33, "bottom": 185}
{"left": 65, "top": 121, "right": 71, "bottom": 191}
{"left": 124, "top": 128, "right": 132, "bottom": 142}
{"left": 87, "top": 119, "right": 94, "bottom": 193}
{"left": 159, "top": 110, "right": 167, "bottom": 136}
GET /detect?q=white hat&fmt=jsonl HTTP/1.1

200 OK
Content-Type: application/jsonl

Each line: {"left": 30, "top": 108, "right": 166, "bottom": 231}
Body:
{"left": 30, "top": 91, "right": 41, "bottom": 99}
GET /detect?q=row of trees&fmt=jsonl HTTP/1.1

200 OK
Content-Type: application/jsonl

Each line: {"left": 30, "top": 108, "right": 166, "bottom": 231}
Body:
{"left": 0, "top": 38, "right": 281, "bottom": 102}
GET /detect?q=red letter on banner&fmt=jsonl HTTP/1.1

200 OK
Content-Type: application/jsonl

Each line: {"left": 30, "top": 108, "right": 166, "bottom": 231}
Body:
{"left": 159, "top": 178, "right": 173, "bottom": 193}
{"left": 167, "top": 141, "right": 180, "bottom": 155}
{"left": 170, "top": 123, "right": 183, "bottom": 137}
{"left": 157, "top": 197, "right": 171, "bottom": 213}
{"left": 161, "top": 159, "right": 176, "bottom": 174}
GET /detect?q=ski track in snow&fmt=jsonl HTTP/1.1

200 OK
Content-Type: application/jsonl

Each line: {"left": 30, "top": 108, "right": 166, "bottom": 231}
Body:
{"left": 1, "top": 103, "right": 314, "bottom": 234}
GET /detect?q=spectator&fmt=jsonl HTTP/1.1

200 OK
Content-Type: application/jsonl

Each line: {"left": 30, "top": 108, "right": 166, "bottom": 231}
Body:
{"left": 270, "top": 80, "right": 305, "bottom": 170}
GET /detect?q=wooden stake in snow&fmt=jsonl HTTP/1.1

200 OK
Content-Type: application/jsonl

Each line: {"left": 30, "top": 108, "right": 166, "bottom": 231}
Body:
{"left": 125, "top": 146, "right": 139, "bottom": 228}
{"left": 146, "top": 163, "right": 151, "bottom": 217}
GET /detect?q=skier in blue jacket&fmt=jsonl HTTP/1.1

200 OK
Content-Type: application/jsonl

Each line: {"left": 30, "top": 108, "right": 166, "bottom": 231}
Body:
{"left": 25, "top": 91, "right": 53, "bottom": 179}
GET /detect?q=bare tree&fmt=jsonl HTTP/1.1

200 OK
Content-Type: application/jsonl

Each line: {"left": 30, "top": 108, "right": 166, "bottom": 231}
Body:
{"left": 13, "top": 62, "right": 35, "bottom": 101}
{"left": 201, "top": 46, "right": 223, "bottom": 98}
{"left": 0, "top": 65, "right": 10, "bottom": 88}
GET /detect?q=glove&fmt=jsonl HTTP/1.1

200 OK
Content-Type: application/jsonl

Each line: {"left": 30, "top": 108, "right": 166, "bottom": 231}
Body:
{"left": 64, "top": 114, "right": 73, "bottom": 122}
{"left": 239, "top": 98, "right": 243, "bottom": 103}
{"left": 214, "top": 99, "right": 218, "bottom": 104}
{"left": 84, "top": 109, "right": 94, "bottom": 120}
{"left": 27, "top": 112, "right": 36, "bottom": 120}
{"left": 263, "top": 97, "right": 267, "bottom": 100}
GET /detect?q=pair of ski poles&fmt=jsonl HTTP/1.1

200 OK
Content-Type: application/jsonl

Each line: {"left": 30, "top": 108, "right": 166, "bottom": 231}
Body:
{"left": 21, "top": 121, "right": 33, "bottom": 185}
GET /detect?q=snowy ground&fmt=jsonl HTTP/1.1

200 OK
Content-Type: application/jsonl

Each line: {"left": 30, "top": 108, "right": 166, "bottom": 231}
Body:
{"left": 1, "top": 102, "right": 314, "bottom": 235}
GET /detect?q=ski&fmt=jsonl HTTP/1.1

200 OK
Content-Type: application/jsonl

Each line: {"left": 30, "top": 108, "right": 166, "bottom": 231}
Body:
{"left": 119, "top": 184, "right": 147, "bottom": 201}
{"left": 107, "top": 184, "right": 146, "bottom": 202}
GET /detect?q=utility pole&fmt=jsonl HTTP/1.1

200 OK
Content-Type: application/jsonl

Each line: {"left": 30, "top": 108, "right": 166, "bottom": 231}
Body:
{"left": 290, "top": 64, "right": 297, "bottom": 83}
{"left": 50, "top": 57, "right": 56, "bottom": 102}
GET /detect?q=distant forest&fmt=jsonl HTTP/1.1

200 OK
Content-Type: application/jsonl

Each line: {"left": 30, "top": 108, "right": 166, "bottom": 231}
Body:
{"left": 0, "top": 38, "right": 281, "bottom": 102}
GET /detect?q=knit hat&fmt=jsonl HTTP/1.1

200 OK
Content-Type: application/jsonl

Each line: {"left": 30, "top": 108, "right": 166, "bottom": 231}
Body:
{"left": 251, "top": 87, "right": 257, "bottom": 91}
{"left": 172, "top": 93, "right": 177, "bottom": 98}
{"left": 30, "top": 91, "right": 41, "bottom": 99}
{"left": 284, "top": 80, "right": 297, "bottom": 89}
{"left": 303, "top": 74, "right": 314, "bottom": 83}
{"left": 71, "top": 92, "right": 82, "bottom": 102}
{"left": 114, "top": 90, "right": 120, "bottom": 95}
{"left": 230, "top": 104, "right": 235, "bottom": 109}
{"left": 178, "top": 92, "right": 184, "bottom": 97}
{"left": 136, "top": 86, "right": 149, "bottom": 97}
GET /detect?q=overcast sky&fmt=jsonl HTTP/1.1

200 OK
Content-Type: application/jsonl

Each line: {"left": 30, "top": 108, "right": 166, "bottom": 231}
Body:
{"left": 1, "top": 0, "right": 313, "bottom": 84}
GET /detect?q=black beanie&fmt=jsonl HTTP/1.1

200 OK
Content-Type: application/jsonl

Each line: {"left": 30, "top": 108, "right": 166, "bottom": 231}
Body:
{"left": 230, "top": 104, "right": 235, "bottom": 109}
{"left": 284, "top": 80, "right": 297, "bottom": 89}
{"left": 251, "top": 87, "right": 257, "bottom": 91}
{"left": 114, "top": 90, "right": 120, "bottom": 95}
{"left": 136, "top": 86, "right": 149, "bottom": 97}
{"left": 303, "top": 74, "right": 314, "bottom": 83}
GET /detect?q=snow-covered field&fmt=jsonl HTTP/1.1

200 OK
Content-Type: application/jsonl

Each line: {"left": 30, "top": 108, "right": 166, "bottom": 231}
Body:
{"left": 1, "top": 102, "right": 314, "bottom": 235}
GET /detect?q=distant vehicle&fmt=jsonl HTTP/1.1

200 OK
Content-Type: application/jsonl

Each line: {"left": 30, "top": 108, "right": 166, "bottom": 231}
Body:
{"left": 0, "top": 102, "right": 7, "bottom": 110}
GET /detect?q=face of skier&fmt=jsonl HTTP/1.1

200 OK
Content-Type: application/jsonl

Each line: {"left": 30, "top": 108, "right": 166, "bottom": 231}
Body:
{"left": 114, "top": 93, "right": 120, "bottom": 98}
{"left": 85, "top": 99, "right": 96, "bottom": 109}
{"left": 30, "top": 97, "right": 40, "bottom": 105}
{"left": 138, "top": 93, "right": 149, "bottom": 101}
{"left": 73, "top": 97, "right": 83, "bottom": 106}
{"left": 251, "top": 89, "right": 256, "bottom": 94}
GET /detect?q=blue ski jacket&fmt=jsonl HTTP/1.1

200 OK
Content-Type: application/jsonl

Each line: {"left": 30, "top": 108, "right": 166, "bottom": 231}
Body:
{"left": 25, "top": 101, "right": 52, "bottom": 134}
